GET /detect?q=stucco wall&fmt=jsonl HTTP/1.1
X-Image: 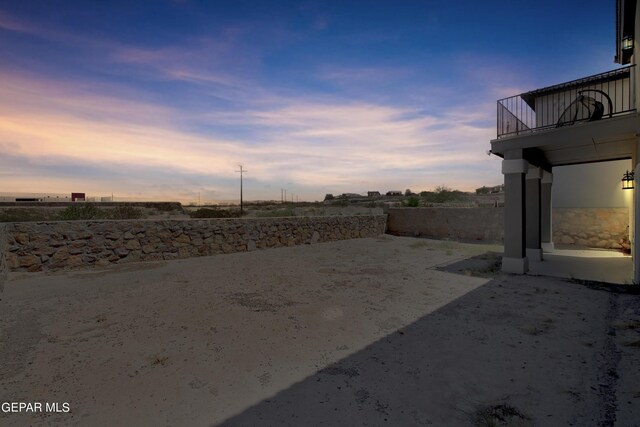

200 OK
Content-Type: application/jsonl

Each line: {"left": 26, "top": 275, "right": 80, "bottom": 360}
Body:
{"left": 3, "top": 216, "right": 387, "bottom": 273}
{"left": 387, "top": 207, "right": 629, "bottom": 250}
{"left": 553, "top": 207, "right": 630, "bottom": 250}
{"left": 553, "top": 160, "right": 632, "bottom": 208}
{"left": 387, "top": 208, "right": 504, "bottom": 242}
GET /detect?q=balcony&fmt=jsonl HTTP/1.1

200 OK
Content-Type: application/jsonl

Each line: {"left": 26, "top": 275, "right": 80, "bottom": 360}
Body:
{"left": 496, "top": 66, "right": 636, "bottom": 139}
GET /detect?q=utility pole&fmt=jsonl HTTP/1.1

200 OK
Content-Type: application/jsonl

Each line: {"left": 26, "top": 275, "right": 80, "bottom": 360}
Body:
{"left": 284, "top": 189, "right": 287, "bottom": 204}
{"left": 235, "top": 164, "right": 246, "bottom": 215}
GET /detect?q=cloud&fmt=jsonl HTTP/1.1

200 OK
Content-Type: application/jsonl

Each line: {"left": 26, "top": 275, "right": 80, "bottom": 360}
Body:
{"left": 0, "top": 65, "right": 501, "bottom": 202}
{"left": 0, "top": 10, "right": 37, "bottom": 33}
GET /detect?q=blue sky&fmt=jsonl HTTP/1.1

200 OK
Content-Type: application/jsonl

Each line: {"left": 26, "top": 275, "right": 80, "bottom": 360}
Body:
{"left": 0, "top": 0, "right": 617, "bottom": 202}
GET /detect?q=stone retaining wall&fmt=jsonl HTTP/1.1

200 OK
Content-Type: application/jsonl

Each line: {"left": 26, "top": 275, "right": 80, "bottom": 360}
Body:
{"left": 4, "top": 216, "right": 387, "bottom": 273}
{"left": 0, "top": 224, "right": 7, "bottom": 293}
{"left": 553, "top": 208, "right": 629, "bottom": 250}
{"left": 387, "top": 207, "right": 504, "bottom": 242}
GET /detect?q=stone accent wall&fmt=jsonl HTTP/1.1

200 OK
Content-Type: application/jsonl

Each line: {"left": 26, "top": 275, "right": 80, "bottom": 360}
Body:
{"left": 0, "top": 224, "right": 7, "bottom": 293}
{"left": 3, "top": 216, "right": 386, "bottom": 273}
{"left": 387, "top": 207, "right": 504, "bottom": 242}
{"left": 553, "top": 208, "right": 629, "bottom": 250}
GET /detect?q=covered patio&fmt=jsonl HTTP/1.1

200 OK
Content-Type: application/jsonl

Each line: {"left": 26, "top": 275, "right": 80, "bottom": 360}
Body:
{"left": 490, "top": 64, "right": 640, "bottom": 284}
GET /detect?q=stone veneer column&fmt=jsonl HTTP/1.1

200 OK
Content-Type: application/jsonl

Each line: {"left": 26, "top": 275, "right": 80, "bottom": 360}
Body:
{"left": 525, "top": 166, "right": 542, "bottom": 262}
{"left": 541, "top": 170, "right": 554, "bottom": 252}
{"left": 502, "top": 155, "right": 528, "bottom": 274}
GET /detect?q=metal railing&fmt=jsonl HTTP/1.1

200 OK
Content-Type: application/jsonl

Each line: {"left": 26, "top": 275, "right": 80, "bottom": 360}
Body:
{"left": 496, "top": 65, "right": 636, "bottom": 138}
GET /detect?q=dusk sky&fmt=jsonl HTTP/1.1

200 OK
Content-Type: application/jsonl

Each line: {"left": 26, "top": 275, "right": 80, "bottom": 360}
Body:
{"left": 0, "top": 0, "right": 617, "bottom": 203}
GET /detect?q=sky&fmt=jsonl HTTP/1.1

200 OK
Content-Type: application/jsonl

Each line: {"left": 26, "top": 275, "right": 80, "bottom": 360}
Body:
{"left": 0, "top": 0, "right": 619, "bottom": 203}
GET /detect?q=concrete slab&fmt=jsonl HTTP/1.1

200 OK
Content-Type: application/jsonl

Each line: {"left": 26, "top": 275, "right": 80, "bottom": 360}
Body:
{"left": 528, "top": 248, "right": 633, "bottom": 284}
{"left": 0, "top": 236, "right": 638, "bottom": 426}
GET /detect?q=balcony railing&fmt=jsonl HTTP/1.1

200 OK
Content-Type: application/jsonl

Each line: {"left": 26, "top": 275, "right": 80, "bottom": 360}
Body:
{"left": 496, "top": 65, "right": 636, "bottom": 138}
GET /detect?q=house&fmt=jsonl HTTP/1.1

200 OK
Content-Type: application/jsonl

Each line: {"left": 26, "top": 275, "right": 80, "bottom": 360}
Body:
{"left": 489, "top": 0, "right": 640, "bottom": 283}
{"left": 386, "top": 191, "right": 403, "bottom": 196}
{"left": 475, "top": 185, "right": 504, "bottom": 195}
{"left": 368, "top": 191, "right": 381, "bottom": 197}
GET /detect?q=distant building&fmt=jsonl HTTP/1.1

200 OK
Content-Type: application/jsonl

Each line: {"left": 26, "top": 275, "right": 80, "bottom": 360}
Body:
{"left": 386, "top": 190, "right": 402, "bottom": 196}
{"left": 367, "top": 191, "right": 381, "bottom": 197}
{"left": 339, "top": 193, "right": 363, "bottom": 199}
{"left": 71, "top": 192, "right": 86, "bottom": 202}
{"left": 475, "top": 184, "right": 504, "bottom": 195}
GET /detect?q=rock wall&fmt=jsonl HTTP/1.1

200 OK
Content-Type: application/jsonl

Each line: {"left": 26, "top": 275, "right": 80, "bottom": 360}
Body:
{"left": 4, "top": 216, "right": 387, "bottom": 273}
{"left": 553, "top": 208, "right": 629, "bottom": 250}
{"left": 0, "top": 224, "right": 7, "bottom": 293}
{"left": 387, "top": 207, "right": 504, "bottom": 242}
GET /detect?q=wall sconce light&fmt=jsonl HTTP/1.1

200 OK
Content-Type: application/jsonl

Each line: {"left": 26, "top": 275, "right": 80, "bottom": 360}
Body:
{"left": 622, "top": 170, "right": 635, "bottom": 190}
{"left": 622, "top": 36, "right": 634, "bottom": 51}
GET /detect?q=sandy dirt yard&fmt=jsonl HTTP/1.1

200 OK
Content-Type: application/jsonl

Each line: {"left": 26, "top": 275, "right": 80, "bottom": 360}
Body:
{"left": 1, "top": 235, "right": 639, "bottom": 426}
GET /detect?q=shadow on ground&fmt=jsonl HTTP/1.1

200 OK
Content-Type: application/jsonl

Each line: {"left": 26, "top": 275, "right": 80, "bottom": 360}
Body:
{"left": 220, "top": 273, "right": 625, "bottom": 426}
{"left": 437, "top": 252, "right": 503, "bottom": 278}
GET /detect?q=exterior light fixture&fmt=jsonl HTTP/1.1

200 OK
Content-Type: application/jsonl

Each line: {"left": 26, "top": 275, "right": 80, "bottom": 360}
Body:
{"left": 622, "top": 170, "right": 635, "bottom": 190}
{"left": 622, "top": 35, "right": 634, "bottom": 51}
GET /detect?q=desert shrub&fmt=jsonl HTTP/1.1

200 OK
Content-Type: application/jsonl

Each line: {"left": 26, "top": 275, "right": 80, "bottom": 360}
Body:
{"left": 189, "top": 208, "right": 239, "bottom": 218}
{"left": 0, "top": 208, "right": 55, "bottom": 222}
{"left": 403, "top": 196, "right": 420, "bottom": 207}
{"left": 153, "top": 202, "right": 182, "bottom": 212}
{"left": 420, "top": 186, "right": 468, "bottom": 203}
{"left": 58, "top": 204, "right": 106, "bottom": 220}
{"left": 108, "top": 205, "right": 145, "bottom": 219}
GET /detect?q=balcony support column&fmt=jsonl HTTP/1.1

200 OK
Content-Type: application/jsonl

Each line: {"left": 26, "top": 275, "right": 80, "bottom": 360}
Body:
{"left": 526, "top": 167, "right": 543, "bottom": 261}
{"left": 634, "top": 140, "right": 640, "bottom": 284}
{"left": 502, "top": 153, "right": 528, "bottom": 274}
{"left": 541, "top": 170, "right": 554, "bottom": 252}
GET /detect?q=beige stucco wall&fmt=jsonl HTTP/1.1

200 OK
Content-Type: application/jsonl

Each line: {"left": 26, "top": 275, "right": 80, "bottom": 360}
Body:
{"left": 3, "top": 216, "right": 387, "bottom": 273}
{"left": 387, "top": 207, "right": 629, "bottom": 250}
{"left": 387, "top": 208, "right": 504, "bottom": 242}
{"left": 552, "top": 159, "right": 632, "bottom": 208}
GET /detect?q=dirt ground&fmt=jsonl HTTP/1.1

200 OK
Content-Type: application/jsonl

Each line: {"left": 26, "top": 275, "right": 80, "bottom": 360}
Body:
{"left": 1, "top": 236, "right": 639, "bottom": 426}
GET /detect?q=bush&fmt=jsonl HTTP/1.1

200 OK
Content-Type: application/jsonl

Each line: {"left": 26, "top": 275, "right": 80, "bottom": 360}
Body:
{"left": 108, "top": 205, "right": 145, "bottom": 219}
{"left": 58, "top": 204, "right": 106, "bottom": 220}
{"left": 420, "top": 186, "right": 468, "bottom": 203}
{"left": 189, "top": 208, "right": 240, "bottom": 218}
{"left": 0, "top": 208, "right": 54, "bottom": 222}
{"left": 404, "top": 196, "right": 420, "bottom": 207}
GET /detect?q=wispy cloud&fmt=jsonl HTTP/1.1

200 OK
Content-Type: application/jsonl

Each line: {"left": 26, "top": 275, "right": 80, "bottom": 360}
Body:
{"left": 0, "top": 69, "right": 500, "bottom": 201}
{"left": 0, "top": 6, "right": 503, "bottom": 202}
